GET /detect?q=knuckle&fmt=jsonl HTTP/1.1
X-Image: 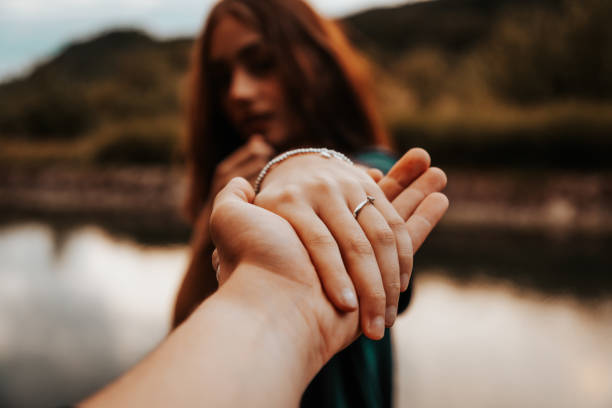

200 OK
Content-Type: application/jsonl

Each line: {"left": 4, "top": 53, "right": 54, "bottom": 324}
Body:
{"left": 349, "top": 238, "right": 374, "bottom": 256}
{"left": 257, "top": 185, "right": 302, "bottom": 209}
{"left": 310, "top": 175, "right": 337, "bottom": 195}
{"left": 374, "top": 227, "right": 396, "bottom": 246}
{"left": 398, "top": 244, "right": 414, "bottom": 259}
{"left": 391, "top": 223, "right": 413, "bottom": 256}
{"left": 365, "top": 290, "right": 386, "bottom": 307}
{"left": 277, "top": 185, "right": 302, "bottom": 204}
{"left": 386, "top": 281, "right": 401, "bottom": 298}
{"left": 408, "top": 186, "right": 426, "bottom": 201}
{"left": 387, "top": 216, "right": 406, "bottom": 231}
{"left": 338, "top": 177, "right": 361, "bottom": 194}
{"left": 362, "top": 178, "right": 380, "bottom": 191}
{"left": 308, "top": 232, "right": 337, "bottom": 249}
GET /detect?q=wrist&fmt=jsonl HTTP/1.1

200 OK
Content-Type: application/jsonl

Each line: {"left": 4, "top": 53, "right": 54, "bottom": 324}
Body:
{"left": 84, "top": 262, "right": 325, "bottom": 408}
{"left": 255, "top": 148, "right": 352, "bottom": 193}
{"left": 209, "top": 262, "right": 326, "bottom": 386}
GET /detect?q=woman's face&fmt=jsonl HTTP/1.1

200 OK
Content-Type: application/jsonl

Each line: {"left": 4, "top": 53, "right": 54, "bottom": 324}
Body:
{"left": 209, "top": 15, "right": 291, "bottom": 147}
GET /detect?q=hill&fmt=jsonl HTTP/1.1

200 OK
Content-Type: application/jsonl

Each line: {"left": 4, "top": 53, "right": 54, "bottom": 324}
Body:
{"left": 344, "top": 0, "right": 562, "bottom": 56}
{"left": 1, "top": 0, "right": 611, "bottom": 168}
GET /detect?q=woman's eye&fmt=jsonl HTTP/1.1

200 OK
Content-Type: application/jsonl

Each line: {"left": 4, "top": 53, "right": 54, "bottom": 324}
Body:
{"left": 243, "top": 47, "right": 275, "bottom": 77}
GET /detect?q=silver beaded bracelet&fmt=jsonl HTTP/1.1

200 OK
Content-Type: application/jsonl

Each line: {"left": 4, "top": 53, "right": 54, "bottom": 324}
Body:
{"left": 254, "top": 148, "right": 353, "bottom": 193}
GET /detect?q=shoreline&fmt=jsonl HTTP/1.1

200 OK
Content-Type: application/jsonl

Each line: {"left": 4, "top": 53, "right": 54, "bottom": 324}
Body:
{"left": 1, "top": 166, "right": 611, "bottom": 240}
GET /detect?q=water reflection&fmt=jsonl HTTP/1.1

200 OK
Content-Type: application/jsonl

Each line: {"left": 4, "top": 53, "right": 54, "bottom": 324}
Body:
{"left": 395, "top": 275, "right": 612, "bottom": 408}
{"left": 0, "top": 224, "right": 611, "bottom": 407}
{"left": 0, "top": 224, "right": 186, "bottom": 406}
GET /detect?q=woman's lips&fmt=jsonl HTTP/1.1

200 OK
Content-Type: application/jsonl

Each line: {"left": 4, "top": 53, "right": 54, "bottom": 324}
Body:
{"left": 240, "top": 113, "right": 274, "bottom": 136}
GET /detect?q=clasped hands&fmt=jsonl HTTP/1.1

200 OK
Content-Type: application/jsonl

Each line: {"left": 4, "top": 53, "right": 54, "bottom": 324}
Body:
{"left": 81, "top": 148, "right": 449, "bottom": 408}
{"left": 210, "top": 148, "right": 448, "bottom": 355}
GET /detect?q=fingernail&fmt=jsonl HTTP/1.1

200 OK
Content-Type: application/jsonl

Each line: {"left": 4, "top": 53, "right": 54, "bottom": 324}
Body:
{"left": 341, "top": 288, "right": 358, "bottom": 309}
{"left": 385, "top": 305, "right": 397, "bottom": 326}
{"left": 369, "top": 316, "right": 385, "bottom": 339}
{"left": 400, "top": 274, "right": 410, "bottom": 292}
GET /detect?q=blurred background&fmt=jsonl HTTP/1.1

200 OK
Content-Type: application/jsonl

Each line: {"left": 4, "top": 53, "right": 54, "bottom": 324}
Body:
{"left": 1, "top": 0, "right": 611, "bottom": 406}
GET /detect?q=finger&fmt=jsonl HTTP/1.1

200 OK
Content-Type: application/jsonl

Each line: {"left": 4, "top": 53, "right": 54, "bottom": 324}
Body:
{"left": 317, "top": 194, "right": 386, "bottom": 341}
{"left": 378, "top": 148, "right": 430, "bottom": 201}
{"left": 406, "top": 192, "right": 449, "bottom": 253}
{"left": 366, "top": 168, "right": 384, "bottom": 182}
{"left": 213, "top": 177, "right": 255, "bottom": 207}
{"left": 352, "top": 195, "right": 401, "bottom": 328}
{"left": 273, "top": 204, "right": 358, "bottom": 312}
{"left": 220, "top": 134, "right": 274, "bottom": 172}
{"left": 393, "top": 167, "right": 447, "bottom": 220}
{"left": 364, "top": 183, "right": 414, "bottom": 294}
{"left": 211, "top": 177, "right": 255, "bottom": 238}
{"left": 209, "top": 178, "right": 256, "bottom": 274}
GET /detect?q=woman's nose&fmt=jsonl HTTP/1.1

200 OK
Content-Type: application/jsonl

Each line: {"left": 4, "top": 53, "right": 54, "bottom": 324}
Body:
{"left": 228, "top": 66, "right": 258, "bottom": 105}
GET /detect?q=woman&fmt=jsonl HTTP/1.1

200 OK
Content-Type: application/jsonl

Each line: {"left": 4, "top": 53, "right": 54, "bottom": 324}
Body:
{"left": 173, "top": 0, "right": 445, "bottom": 406}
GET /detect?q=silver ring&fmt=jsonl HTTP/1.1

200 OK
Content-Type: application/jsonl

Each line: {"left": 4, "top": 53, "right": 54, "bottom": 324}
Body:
{"left": 353, "top": 195, "right": 375, "bottom": 218}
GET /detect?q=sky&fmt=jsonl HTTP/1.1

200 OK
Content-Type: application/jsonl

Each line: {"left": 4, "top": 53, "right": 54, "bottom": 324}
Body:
{"left": 0, "top": 0, "right": 418, "bottom": 82}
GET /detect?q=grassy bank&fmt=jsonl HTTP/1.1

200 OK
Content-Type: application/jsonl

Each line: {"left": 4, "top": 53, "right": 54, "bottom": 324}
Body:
{"left": 391, "top": 102, "right": 612, "bottom": 169}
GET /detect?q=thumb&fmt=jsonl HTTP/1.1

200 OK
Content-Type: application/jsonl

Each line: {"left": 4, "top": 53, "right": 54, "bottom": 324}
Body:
{"left": 213, "top": 177, "right": 256, "bottom": 207}
{"left": 248, "top": 133, "right": 265, "bottom": 144}
{"left": 210, "top": 178, "right": 256, "bottom": 281}
{"left": 210, "top": 177, "right": 255, "bottom": 246}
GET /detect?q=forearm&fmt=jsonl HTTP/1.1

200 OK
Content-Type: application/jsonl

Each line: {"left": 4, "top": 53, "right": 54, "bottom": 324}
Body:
{"left": 85, "top": 264, "right": 321, "bottom": 408}
{"left": 172, "top": 201, "right": 218, "bottom": 328}
{"left": 172, "top": 248, "right": 217, "bottom": 328}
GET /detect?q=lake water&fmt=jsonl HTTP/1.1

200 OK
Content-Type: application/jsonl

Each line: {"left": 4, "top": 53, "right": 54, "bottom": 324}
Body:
{"left": 0, "top": 223, "right": 611, "bottom": 407}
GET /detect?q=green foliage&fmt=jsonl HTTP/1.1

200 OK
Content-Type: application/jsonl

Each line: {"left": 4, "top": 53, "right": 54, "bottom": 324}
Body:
{"left": 345, "top": 0, "right": 563, "bottom": 57}
{"left": 0, "top": 29, "right": 190, "bottom": 141}
{"left": 392, "top": 103, "right": 612, "bottom": 169}
{"left": 1, "top": 1, "right": 611, "bottom": 169}
{"left": 480, "top": 0, "right": 612, "bottom": 103}
{"left": 0, "top": 84, "right": 93, "bottom": 137}
{"left": 88, "top": 119, "right": 181, "bottom": 164}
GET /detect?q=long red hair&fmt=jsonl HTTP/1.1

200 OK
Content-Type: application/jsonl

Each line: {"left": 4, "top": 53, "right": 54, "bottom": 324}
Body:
{"left": 183, "top": 0, "right": 391, "bottom": 221}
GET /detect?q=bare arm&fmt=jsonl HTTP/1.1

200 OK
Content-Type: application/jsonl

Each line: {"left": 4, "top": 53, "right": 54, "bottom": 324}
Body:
{"left": 172, "top": 201, "right": 217, "bottom": 328}
{"left": 84, "top": 179, "right": 361, "bottom": 408}
{"left": 85, "top": 265, "right": 327, "bottom": 408}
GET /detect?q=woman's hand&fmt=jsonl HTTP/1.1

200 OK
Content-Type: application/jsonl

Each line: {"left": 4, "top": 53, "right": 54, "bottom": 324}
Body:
{"left": 211, "top": 147, "right": 448, "bottom": 350}
{"left": 208, "top": 178, "right": 376, "bottom": 361}
{"left": 209, "top": 134, "right": 274, "bottom": 199}
{"left": 247, "top": 148, "right": 446, "bottom": 340}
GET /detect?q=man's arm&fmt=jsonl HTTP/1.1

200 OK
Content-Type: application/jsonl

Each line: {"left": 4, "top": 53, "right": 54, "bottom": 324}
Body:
{"left": 83, "top": 263, "right": 328, "bottom": 408}
{"left": 83, "top": 178, "right": 362, "bottom": 408}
